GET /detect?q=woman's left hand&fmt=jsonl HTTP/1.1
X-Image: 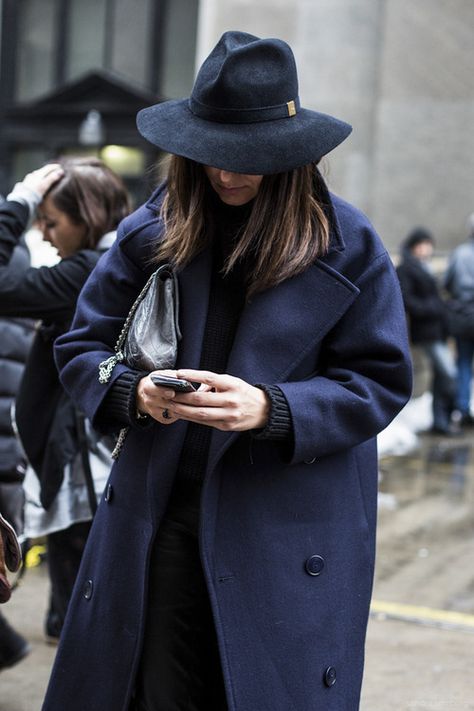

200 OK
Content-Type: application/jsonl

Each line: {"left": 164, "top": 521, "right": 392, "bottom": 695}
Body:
{"left": 170, "top": 369, "right": 270, "bottom": 432}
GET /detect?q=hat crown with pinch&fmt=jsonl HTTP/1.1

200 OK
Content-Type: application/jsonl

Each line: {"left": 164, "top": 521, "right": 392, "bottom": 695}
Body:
{"left": 189, "top": 31, "right": 300, "bottom": 123}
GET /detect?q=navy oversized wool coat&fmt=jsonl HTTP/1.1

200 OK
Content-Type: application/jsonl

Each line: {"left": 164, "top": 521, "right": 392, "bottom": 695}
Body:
{"left": 45, "top": 185, "right": 412, "bottom": 711}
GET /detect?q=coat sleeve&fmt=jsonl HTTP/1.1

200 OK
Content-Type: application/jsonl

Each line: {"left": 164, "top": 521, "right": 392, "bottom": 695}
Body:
{"left": 0, "top": 200, "right": 97, "bottom": 321}
{"left": 0, "top": 201, "right": 30, "bottom": 261}
{"left": 54, "top": 225, "right": 149, "bottom": 430}
{"left": 278, "top": 251, "right": 413, "bottom": 463}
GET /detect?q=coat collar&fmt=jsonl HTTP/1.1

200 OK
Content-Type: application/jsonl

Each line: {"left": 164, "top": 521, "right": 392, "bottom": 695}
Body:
{"left": 176, "top": 237, "right": 359, "bottom": 475}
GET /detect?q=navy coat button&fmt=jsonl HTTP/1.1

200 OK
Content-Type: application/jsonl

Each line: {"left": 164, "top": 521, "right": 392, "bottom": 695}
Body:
{"left": 324, "top": 666, "right": 337, "bottom": 687}
{"left": 83, "top": 579, "right": 93, "bottom": 600}
{"left": 304, "top": 457, "right": 316, "bottom": 464}
{"left": 305, "top": 555, "right": 325, "bottom": 576}
{"left": 104, "top": 484, "right": 114, "bottom": 503}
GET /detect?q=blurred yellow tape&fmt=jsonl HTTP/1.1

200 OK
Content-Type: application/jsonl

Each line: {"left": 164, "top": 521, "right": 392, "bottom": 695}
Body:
{"left": 25, "top": 543, "right": 47, "bottom": 569}
{"left": 371, "top": 599, "right": 474, "bottom": 630}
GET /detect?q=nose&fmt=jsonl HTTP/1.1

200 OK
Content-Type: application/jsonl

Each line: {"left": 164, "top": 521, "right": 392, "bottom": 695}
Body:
{"left": 218, "top": 170, "right": 236, "bottom": 184}
{"left": 41, "top": 226, "right": 53, "bottom": 244}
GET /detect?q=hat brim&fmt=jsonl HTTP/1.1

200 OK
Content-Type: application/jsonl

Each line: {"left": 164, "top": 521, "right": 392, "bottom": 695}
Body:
{"left": 137, "top": 100, "right": 352, "bottom": 175}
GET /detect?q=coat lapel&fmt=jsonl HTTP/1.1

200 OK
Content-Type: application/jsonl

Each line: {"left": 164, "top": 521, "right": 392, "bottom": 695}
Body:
{"left": 227, "top": 260, "right": 360, "bottom": 384}
{"left": 206, "top": 259, "right": 360, "bottom": 472}
{"left": 175, "top": 246, "right": 213, "bottom": 370}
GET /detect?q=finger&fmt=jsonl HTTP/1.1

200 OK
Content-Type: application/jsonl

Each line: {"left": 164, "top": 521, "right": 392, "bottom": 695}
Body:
{"left": 144, "top": 402, "right": 179, "bottom": 424}
{"left": 41, "top": 164, "right": 63, "bottom": 177}
{"left": 173, "top": 390, "right": 235, "bottom": 408}
{"left": 24, "top": 164, "right": 64, "bottom": 196}
{"left": 176, "top": 369, "right": 237, "bottom": 390}
{"left": 146, "top": 371, "right": 178, "bottom": 400}
{"left": 160, "top": 407, "right": 177, "bottom": 424}
{"left": 170, "top": 403, "right": 238, "bottom": 424}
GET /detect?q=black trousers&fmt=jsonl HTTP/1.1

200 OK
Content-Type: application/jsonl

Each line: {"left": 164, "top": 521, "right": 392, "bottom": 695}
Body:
{"left": 47, "top": 520, "right": 91, "bottom": 638}
{"left": 132, "top": 482, "right": 228, "bottom": 711}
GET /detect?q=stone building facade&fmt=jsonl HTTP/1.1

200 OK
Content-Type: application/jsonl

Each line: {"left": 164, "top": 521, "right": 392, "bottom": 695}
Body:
{"left": 196, "top": 0, "right": 474, "bottom": 252}
{"left": 1, "top": 0, "right": 472, "bottom": 250}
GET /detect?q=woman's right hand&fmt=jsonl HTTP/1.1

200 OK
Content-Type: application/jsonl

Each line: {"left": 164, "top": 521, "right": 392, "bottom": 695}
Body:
{"left": 136, "top": 370, "right": 180, "bottom": 425}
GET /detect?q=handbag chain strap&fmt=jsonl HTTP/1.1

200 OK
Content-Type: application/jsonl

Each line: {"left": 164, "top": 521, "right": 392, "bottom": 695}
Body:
{"left": 98, "top": 265, "right": 172, "bottom": 384}
{"left": 97, "top": 263, "right": 176, "bottom": 459}
{"left": 110, "top": 426, "right": 129, "bottom": 460}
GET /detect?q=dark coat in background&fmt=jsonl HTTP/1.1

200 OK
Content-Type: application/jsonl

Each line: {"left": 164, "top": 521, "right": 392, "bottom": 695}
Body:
{"left": 0, "top": 242, "right": 34, "bottom": 534}
{"left": 0, "top": 243, "right": 34, "bottom": 484}
{"left": 45, "top": 187, "right": 412, "bottom": 711}
{"left": 396, "top": 253, "right": 448, "bottom": 344}
{"left": 0, "top": 199, "right": 105, "bottom": 508}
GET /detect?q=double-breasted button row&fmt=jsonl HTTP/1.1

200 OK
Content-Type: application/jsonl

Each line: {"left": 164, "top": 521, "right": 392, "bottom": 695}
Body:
{"left": 324, "top": 666, "right": 337, "bottom": 687}
{"left": 305, "top": 554, "right": 325, "bottom": 576}
{"left": 83, "top": 579, "right": 93, "bottom": 600}
{"left": 104, "top": 484, "right": 114, "bottom": 503}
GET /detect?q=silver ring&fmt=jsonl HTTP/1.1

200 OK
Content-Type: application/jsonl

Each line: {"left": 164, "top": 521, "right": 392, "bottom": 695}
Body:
{"left": 162, "top": 408, "right": 171, "bottom": 420}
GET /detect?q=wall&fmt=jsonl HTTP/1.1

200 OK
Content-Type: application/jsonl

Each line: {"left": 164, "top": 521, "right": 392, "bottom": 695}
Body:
{"left": 373, "top": 0, "right": 474, "bottom": 250}
{"left": 196, "top": 0, "right": 474, "bottom": 252}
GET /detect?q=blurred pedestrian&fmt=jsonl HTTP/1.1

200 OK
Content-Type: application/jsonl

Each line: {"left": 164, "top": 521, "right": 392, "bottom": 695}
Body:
{"left": 46, "top": 31, "right": 412, "bottom": 711}
{"left": 0, "top": 239, "right": 34, "bottom": 671}
{"left": 444, "top": 213, "right": 474, "bottom": 425}
{"left": 0, "top": 158, "right": 131, "bottom": 642}
{"left": 397, "top": 227, "right": 458, "bottom": 435}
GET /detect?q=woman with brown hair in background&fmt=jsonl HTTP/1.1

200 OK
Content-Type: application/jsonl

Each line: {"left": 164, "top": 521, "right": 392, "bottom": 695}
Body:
{"left": 0, "top": 158, "right": 131, "bottom": 642}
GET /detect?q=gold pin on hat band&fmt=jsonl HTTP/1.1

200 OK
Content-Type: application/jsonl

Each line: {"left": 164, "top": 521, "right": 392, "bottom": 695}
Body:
{"left": 287, "top": 100, "right": 296, "bottom": 117}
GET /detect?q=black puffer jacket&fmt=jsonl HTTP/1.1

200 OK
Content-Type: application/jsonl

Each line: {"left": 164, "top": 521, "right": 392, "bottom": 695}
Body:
{"left": 0, "top": 243, "right": 34, "bottom": 483}
{"left": 396, "top": 253, "right": 448, "bottom": 344}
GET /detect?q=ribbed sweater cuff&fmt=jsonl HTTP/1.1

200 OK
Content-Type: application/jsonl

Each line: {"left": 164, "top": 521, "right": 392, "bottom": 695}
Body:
{"left": 101, "top": 371, "right": 151, "bottom": 429}
{"left": 252, "top": 384, "right": 292, "bottom": 441}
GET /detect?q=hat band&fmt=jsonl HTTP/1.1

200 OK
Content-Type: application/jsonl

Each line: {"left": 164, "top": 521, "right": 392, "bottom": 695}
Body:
{"left": 189, "top": 96, "right": 300, "bottom": 124}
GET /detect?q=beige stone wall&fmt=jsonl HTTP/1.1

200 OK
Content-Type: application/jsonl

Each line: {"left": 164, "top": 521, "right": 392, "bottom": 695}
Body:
{"left": 195, "top": 0, "right": 474, "bottom": 252}
{"left": 373, "top": 0, "right": 474, "bottom": 251}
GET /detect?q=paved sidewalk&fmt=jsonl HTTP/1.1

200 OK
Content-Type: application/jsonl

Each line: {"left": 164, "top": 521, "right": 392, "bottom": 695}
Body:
{"left": 1, "top": 560, "right": 474, "bottom": 710}
{"left": 2, "top": 409, "right": 474, "bottom": 709}
{"left": 0, "top": 565, "right": 54, "bottom": 711}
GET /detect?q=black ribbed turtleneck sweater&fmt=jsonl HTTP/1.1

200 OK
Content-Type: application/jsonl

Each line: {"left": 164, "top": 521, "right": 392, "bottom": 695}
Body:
{"left": 175, "top": 197, "right": 251, "bottom": 483}
{"left": 102, "top": 194, "right": 293, "bottom": 480}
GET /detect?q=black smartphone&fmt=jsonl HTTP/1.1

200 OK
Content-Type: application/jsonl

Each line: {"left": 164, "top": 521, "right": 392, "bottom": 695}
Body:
{"left": 150, "top": 374, "right": 197, "bottom": 393}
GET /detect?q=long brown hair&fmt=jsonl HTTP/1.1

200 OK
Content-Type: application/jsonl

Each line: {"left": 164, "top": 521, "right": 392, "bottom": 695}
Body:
{"left": 46, "top": 157, "right": 132, "bottom": 249}
{"left": 158, "top": 156, "right": 330, "bottom": 297}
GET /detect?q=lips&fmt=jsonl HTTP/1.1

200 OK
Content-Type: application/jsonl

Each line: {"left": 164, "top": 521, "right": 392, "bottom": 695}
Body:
{"left": 216, "top": 184, "right": 244, "bottom": 192}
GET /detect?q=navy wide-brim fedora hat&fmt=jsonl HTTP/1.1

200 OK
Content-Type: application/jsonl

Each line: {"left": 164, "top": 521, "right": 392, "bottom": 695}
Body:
{"left": 137, "top": 30, "right": 352, "bottom": 175}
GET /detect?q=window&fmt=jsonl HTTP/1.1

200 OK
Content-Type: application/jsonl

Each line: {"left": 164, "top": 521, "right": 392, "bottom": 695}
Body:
{"left": 16, "top": 0, "right": 56, "bottom": 101}
{"left": 66, "top": 0, "right": 107, "bottom": 79}
{"left": 160, "top": 0, "right": 198, "bottom": 98}
{"left": 12, "top": 0, "right": 198, "bottom": 101}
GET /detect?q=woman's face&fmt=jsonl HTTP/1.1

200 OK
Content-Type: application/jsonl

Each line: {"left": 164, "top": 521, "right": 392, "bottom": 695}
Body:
{"left": 204, "top": 166, "right": 263, "bottom": 206}
{"left": 38, "top": 196, "right": 87, "bottom": 258}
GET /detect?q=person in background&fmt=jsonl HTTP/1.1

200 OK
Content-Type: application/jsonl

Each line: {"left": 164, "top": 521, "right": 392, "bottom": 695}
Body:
{"left": 444, "top": 213, "right": 474, "bottom": 425}
{"left": 0, "top": 236, "right": 34, "bottom": 671}
{"left": 0, "top": 512, "right": 23, "bottom": 606}
{"left": 397, "top": 227, "right": 458, "bottom": 435}
{"left": 0, "top": 158, "right": 131, "bottom": 642}
{"left": 46, "top": 31, "right": 411, "bottom": 711}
